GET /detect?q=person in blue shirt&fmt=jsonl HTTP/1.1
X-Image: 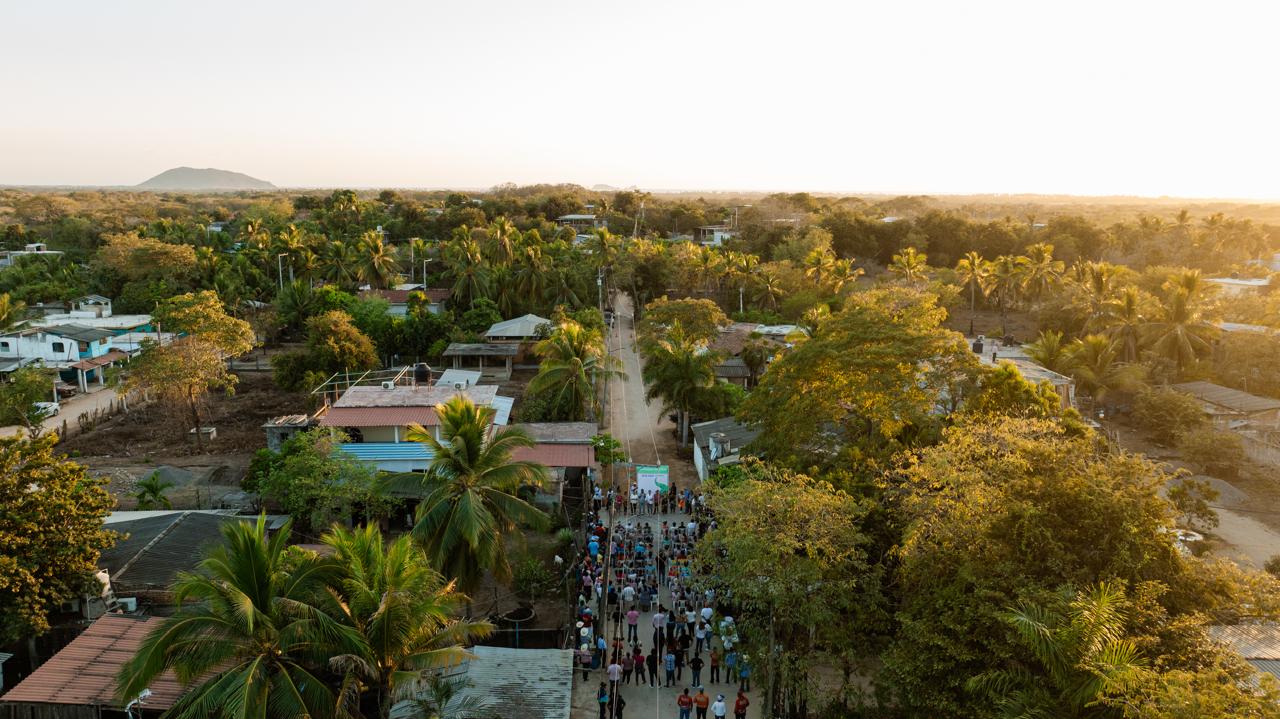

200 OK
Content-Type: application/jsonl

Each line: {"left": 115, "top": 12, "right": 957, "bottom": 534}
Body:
{"left": 664, "top": 650, "right": 677, "bottom": 687}
{"left": 738, "top": 657, "right": 751, "bottom": 692}
{"left": 588, "top": 538, "right": 600, "bottom": 558}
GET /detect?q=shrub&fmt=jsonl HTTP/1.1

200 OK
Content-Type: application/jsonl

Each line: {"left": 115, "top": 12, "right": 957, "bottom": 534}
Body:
{"left": 512, "top": 554, "right": 557, "bottom": 600}
{"left": 1265, "top": 555, "right": 1280, "bottom": 579}
{"left": 555, "top": 527, "right": 575, "bottom": 546}
{"left": 1132, "top": 387, "right": 1207, "bottom": 444}
{"left": 1166, "top": 476, "right": 1220, "bottom": 531}
{"left": 1179, "top": 429, "right": 1246, "bottom": 478}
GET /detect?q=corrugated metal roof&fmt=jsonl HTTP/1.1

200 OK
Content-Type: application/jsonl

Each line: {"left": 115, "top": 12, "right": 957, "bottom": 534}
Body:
{"left": 99, "top": 512, "right": 248, "bottom": 590}
{"left": 492, "top": 396, "right": 514, "bottom": 425}
{"left": 1209, "top": 623, "right": 1280, "bottom": 659}
{"left": 435, "top": 369, "right": 483, "bottom": 387}
{"left": 443, "top": 342, "right": 520, "bottom": 357}
{"left": 691, "top": 417, "right": 761, "bottom": 451}
{"left": 484, "top": 314, "right": 551, "bottom": 339}
{"left": 338, "top": 443, "right": 434, "bottom": 461}
{"left": 512, "top": 443, "right": 596, "bottom": 468}
{"left": 1, "top": 615, "right": 186, "bottom": 709}
{"left": 334, "top": 385, "right": 498, "bottom": 408}
{"left": 409, "top": 646, "right": 572, "bottom": 719}
{"left": 1174, "top": 381, "right": 1280, "bottom": 415}
{"left": 319, "top": 406, "right": 439, "bottom": 428}
{"left": 44, "top": 324, "right": 115, "bottom": 342}
{"left": 1251, "top": 659, "right": 1280, "bottom": 680}
{"left": 510, "top": 422, "right": 598, "bottom": 443}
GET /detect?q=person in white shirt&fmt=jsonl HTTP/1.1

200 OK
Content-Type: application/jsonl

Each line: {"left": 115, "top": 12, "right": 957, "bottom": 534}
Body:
{"left": 710, "top": 695, "right": 728, "bottom": 718}
{"left": 701, "top": 605, "right": 714, "bottom": 622}
{"left": 622, "top": 584, "right": 636, "bottom": 604}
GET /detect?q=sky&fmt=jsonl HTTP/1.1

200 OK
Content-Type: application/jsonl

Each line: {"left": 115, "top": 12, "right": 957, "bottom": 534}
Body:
{"left": 2, "top": 0, "right": 1279, "bottom": 198}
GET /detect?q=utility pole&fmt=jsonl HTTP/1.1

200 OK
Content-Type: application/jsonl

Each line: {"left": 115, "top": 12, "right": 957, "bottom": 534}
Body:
{"left": 739, "top": 286, "right": 745, "bottom": 314}
{"left": 276, "top": 254, "right": 286, "bottom": 291}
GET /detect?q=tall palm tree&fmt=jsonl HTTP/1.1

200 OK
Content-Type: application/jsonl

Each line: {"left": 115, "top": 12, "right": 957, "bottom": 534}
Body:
{"left": 740, "top": 339, "right": 770, "bottom": 388}
{"left": 442, "top": 230, "right": 492, "bottom": 308}
{"left": 988, "top": 255, "right": 1022, "bottom": 336}
{"left": 1072, "top": 261, "right": 1120, "bottom": 332}
{"left": 355, "top": 231, "right": 400, "bottom": 289}
{"left": 954, "top": 251, "right": 991, "bottom": 317}
{"left": 1017, "top": 242, "right": 1065, "bottom": 306}
{"left": 828, "top": 258, "right": 864, "bottom": 295}
{"left": 399, "top": 396, "right": 548, "bottom": 594}
{"left": 118, "top": 517, "right": 363, "bottom": 719}
{"left": 528, "top": 321, "right": 623, "bottom": 421}
{"left": 803, "top": 248, "right": 836, "bottom": 288}
{"left": 513, "top": 244, "right": 549, "bottom": 309}
{"left": 641, "top": 322, "right": 716, "bottom": 446}
{"left": 1066, "top": 334, "right": 1143, "bottom": 408}
{"left": 321, "top": 240, "right": 361, "bottom": 290}
{"left": 888, "top": 247, "right": 929, "bottom": 282}
{"left": 276, "top": 279, "right": 320, "bottom": 333}
{"left": 1100, "top": 286, "right": 1147, "bottom": 363}
{"left": 321, "top": 524, "right": 492, "bottom": 719}
{"left": 752, "top": 268, "right": 785, "bottom": 309}
{"left": 1144, "top": 288, "right": 1217, "bottom": 376}
{"left": 967, "top": 582, "right": 1144, "bottom": 718}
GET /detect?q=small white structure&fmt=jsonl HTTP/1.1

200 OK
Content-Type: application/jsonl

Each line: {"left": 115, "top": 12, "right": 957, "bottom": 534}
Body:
{"left": 1207, "top": 276, "right": 1271, "bottom": 297}
{"left": 485, "top": 313, "right": 552, "bottom": 342}
{"left": 434, "top": 368, "right": 482, "bottom": 388}
{"left": 556, "top": 214, "right": 606, "bottom": 232}
{"left": 0, "top": 243, "right": 63, "bottom": 268}
{"left": 696, "top": 225, "right": 739, "bottom": 247}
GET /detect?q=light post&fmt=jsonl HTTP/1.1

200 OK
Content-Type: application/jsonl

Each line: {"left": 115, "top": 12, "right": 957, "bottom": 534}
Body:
{"left": 276, "top": 253, "right": 286, "bottom": 291}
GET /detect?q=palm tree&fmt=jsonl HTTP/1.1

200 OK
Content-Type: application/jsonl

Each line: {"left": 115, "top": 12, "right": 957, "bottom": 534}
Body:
{"left": 954, "top": 251, "right": 991, "bottom": 317}
{"left": 483, "top": 218, "right": 519, "bottom": 268}
{"left": 0, "top": 292, "right": 27, "bottom": 331}
{"left": 1072, "top": 261, "right": 1120, "bottom": 333}
{"left": 442, "top": 230, "right": 492, "bottom": 308}
{"left": 641, "top": 322, "right": 716, "bottom": 446}
{"left": 752, "top": 268, "right": 785, "bottom": 309}
{"left": 803, "top": 248, "right": 835, "bottom": 288}
{"left": 513, "top": 245, "right": 549, "bottom": 310}
{"left": 988, "top": 255, "right": 1022, "bottom": 336}
{"left": 740, "top": 339, "right": 770, "bottom": 388}
{"left": 528, "top": 321, "right": 623, "bottom": 421}
{"left": 887, "top": 247, "right": 929, "bottom": 282}
{"left": 399, "top": 396, "right": 548, "bottom": 594}
{"left": 1066, "top": 334, "right": 1144, "bottom": 409}
{"left": 1025, "top": 330, "right": 1075, "bottom": 375}
{"left": 1100, "top": 287, "right": 1147, "bottom": 363}
{"left": 321, "top": 524, "right": 492, "bottom": 719}
{"left": 133, "top": 471, "right": 174, "bottom": 510}
{"left": 276, "top": 280, "right": 320, "bottom": 333}
{"left": 321, "top": 240, "right": 361, "bottom": 289}
{"left": 355, "top": 231, "right": 400, "bottom": 289}
{"left": 1017, "top": 242, "right": 1065, "bottom": 306}
{"left": 828, "top": 258, "right": 864, "bottom": 295}
{"left": 117, "top": 517, "right": 363, "bottom": 719}
{"left": 967, "top": 582, "right": 1144, "bottom": 718}
{"left": 1144, "top": 288, "right": 1218, "bottom": 376}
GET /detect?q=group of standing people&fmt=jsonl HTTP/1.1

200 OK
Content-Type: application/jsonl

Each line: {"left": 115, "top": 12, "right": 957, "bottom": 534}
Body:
{"left": 579, "top": 479, "right": 752, "bottom": 719}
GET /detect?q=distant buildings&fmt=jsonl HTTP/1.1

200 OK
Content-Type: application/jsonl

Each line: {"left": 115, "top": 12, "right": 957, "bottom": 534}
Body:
{"left": 1206, "top": 276, "right": 1271, "bottom": 297}
{"left": 695, "top": 225, "right": 738, "bottom": 247}
{"left": 555, "top": 214, "right": 606, "bottom": 233}
{"left": 0, "top": 242, "right": 63, "bottom": 268}
{"left": 692, "top": 417, "right": 761, "bottom": 482}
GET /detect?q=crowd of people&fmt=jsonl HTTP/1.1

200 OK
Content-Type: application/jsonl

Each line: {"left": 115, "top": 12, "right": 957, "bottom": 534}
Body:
{"left": 577, "top": 481, "right": 753, "bottom": 719}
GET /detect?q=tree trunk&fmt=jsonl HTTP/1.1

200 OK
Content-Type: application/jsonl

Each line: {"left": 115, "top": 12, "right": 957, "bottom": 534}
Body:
{"left": 188, "top": 386, "right": 203, "bottom": 452}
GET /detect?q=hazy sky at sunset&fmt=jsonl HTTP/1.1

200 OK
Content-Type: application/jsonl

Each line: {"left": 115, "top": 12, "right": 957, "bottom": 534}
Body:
{"left": 3, "top": 1, "right": 1278, "bottom": 198}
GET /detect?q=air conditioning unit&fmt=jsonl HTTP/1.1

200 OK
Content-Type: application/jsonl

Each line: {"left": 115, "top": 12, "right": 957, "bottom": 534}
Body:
{"left": 381, "top": 381, "right": 396, "bottom": 390}
{"left": 453, "top": 382, "right": 466, "bottom": 390}
{"left": 118, "top": 597, "right": 138, "bottom": 612}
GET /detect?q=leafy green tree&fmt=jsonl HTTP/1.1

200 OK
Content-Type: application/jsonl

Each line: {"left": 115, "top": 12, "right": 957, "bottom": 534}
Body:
{"left": 1167, "top": 477, "right": 1220, "bottom": 531}
{"left": 740, "top": 287, "right": 977, "bottom": 467}
{"left": 1025, "top": 329, "right": 1076, "bottom": 374}
{"left": 1017, "top": 242, "right": 1066, "bottom": 306}
{"left": 133, "top": 471, "right": 174, "bottom": 510}
{"left": 528, "top": 320, "right": 622, "bottom": 421}
{"left": 354, "top": 230, "right": 400, "bottom": 289}
{"left": 697, "top": 461, "right": 887, "bottom": 715}
{"left": 0, "top": 434, "right": 116, "bottom": 642}
{"left": 320, "top": 524, "right": 492, "bottom": 719}
{"left": 961, "top": 362, "right": 1077, "bottom": 424}
{"left": 1132, "top": 387, "right": 1208, "bottom": 445}
{"left": 154, "top": 290, "right": 256, "bottom": 357}
{"left": 638, "top": 297, "right": 729, "bottom": 348}
{"left": 124, "top": 336, "right": 241, "bottom": 451}
{"left": 0, "top": 366, "right": 56, "bottom": 436}
{"left": 955, "top": 251, "right": 991, "bottom": 317}
{"left": 1179, "top": 429, "right": 1246, "bottom": 479}
{"left": 0, "top": 292, "right": 27, "bottom": 331}
{"left": 257, "top": 429, "right": 392, "bottom": 533}
{"left": 968, "top": 582, "right": 1144, "bottom": 718}
{"left": 458, "top": 298, "right": 502, "bottom": 336}
{"left": 1066, "top": 334, "right": 1146, "bottom": 408}
{"left": 640, "top": 322, "right": 717, "bottom": 446}
{"left": 117, "top": 517, "right": 364, "bottom": 719}
{"left": 395, "top": 396, "right": 548, "bottom": 594}
{"left": 305, "top": 310, "right": 380, "bottom": 375}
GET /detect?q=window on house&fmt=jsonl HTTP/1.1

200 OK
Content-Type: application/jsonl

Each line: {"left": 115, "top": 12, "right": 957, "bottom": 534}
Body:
{"left": 0, "top": 341, "right": 9, "bottom": 351}
{"left": 99, "top": 338, "right": 108, "bottom": 346}
{"left": 78, "top": 342, "right": 88, "bottom": 352}
{"left": 51, "top": 341, "right": 65, "bottom": 353}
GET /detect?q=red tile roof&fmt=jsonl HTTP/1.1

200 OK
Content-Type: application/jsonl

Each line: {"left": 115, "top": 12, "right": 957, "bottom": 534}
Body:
{"left": 512, "top": 443, "right": 597, "bottom": 468}
{"left": 2, "top": 614, "right": 186, "bottom": 709}
{"left": 318, "top": 406, "right": 439, "bottom": 428}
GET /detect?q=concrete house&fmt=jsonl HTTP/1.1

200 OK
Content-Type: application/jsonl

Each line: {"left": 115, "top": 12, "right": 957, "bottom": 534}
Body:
{"left": 691, "top": 417, "right": 761, "bottom": 482}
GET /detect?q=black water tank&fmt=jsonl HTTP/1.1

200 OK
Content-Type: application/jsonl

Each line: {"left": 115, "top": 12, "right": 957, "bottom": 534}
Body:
{"left": 413, "top": 363, "right": 432, "bottom": 383}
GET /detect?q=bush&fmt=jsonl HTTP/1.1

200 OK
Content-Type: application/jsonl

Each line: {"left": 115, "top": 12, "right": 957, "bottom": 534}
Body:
{"left": 1179, "top": 429, "right": 1246, "bottom": 478}
{"left": 1265, "top": 555, "right": 1280, "bottom": 579}
{"left": 555, "top": 527, "right": 575, "bottom": 546}
{"left": 1167, "top": 476, "right": 1220, "bottom": 531}
{"left": 1132, "top": 387, "right": 1207, "bottom": 444}
{"left": 512, "top": 554, "right": 557, "bottom": 600}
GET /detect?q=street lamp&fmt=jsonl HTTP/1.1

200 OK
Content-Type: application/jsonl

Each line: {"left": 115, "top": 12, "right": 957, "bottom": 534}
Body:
{"left": 277, "top": 253, "right": 287, "bottom": 291}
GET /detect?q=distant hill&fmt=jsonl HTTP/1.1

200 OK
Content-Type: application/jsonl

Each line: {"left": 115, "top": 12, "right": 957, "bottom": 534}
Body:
{"left": 136, "top": 167, "right": 275, "bottom": 190}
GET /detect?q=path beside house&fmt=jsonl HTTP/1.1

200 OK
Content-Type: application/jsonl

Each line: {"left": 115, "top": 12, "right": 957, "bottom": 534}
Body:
{"left": 0, "top": 385, "right": 118, "bottom": 439}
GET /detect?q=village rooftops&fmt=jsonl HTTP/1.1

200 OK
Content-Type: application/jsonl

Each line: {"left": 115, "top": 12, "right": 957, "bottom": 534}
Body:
{"left": 333, "top": 383, "right": 499, "bottom": 409}
{"left": 1207, "top": 276, "right": 1271, "bottom": 288}
{"left": 692, "top": 417, "right": 761, "bottom": 454}
{"left": 0, "top": 615, "right": 187, "bottom": 712}
{"left": 484, "top": 313, "right": 552, "bottom": 340}
{"left": 509, "top": 422, "right": 598, "bottom": 443}
{"left": 39, "top": 323, "right": 115, "bottom": 343}
{"left": 1209, "top": 623, "right": 1280, "bottom": 681}
{"left": 1173, "top": 381, "right": 1280, "bottom": 416}
{"left": 443, "top": 342, "right": 520, "bottom": 357}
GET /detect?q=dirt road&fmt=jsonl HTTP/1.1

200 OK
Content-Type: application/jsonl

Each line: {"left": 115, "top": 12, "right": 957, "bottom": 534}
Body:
{"left": 0, "top": 386, "right": 119, "bottom": 439}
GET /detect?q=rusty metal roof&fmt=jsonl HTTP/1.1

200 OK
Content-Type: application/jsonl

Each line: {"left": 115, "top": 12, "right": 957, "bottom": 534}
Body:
{"left": 1, "top": 615, "right": 185, "bottom": 710}
{"left": 512, "top": 443, "right": 596, "bottom": 468}
{"left": 318, "top": 406, "right": 439, "bottom": 428}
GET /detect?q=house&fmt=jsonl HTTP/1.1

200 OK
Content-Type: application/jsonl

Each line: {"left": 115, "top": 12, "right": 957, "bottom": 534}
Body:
{"left": 1206, "top": 276, "right": 1271, "bottom": 297}
{"left": 261, "top": 413, "right": 315, "bottom": 451}
{"left": 110, "top": 331, "right": 176, "bottom": 357}
{"left": 1209, "top": 623, "right": 1280, "bottom": 682}
{"left": 318, "top": 384, "right": 515, "bottom": 472}
{"left": 555, "top": 214, "right": 606, "bottom": 233}
{"left": 0, "top": 242, "right": 63, "bottom": 268}
{"left": 508, "top": 422, "right": 599, "bottom": 504}
{"left": 442, "top": 342, "right": 519, "bottom": 381}
{"left": 974, "top": 336, "right": 1077, "bottom": 410}
{"left": 1173, "top": 381, "right": 1280, "bottom": 430}
{"left": 29, "top": 295, "right": 153, "bottom": 335}
{"left": 388, "top": 646, "right": 573, "bottom": 719}
{"left": 1216, "top": 321, "right": 1277, "bottom": 335}
{"left": 0, "top": 325, "right": 127, "bottom": 391}
{"left": 691, "top": 417, "right": 761, "bottom": 482}
{"left": 359, "top": 287, "right": 450, "bottom": 316}
{"left": 206, "top": 221, "right": 229, "bottom": 233}
{"left": 695, "top": 225, "right": 738, "bottom": 247}
{"left": 715, "top": 356, "right": 752, "bottom": 387}
{"left": 0, "top": 615, "right": 187, "bottom": 719}
{"left": 484, "top": 313, "right": 552, "bottom": 342}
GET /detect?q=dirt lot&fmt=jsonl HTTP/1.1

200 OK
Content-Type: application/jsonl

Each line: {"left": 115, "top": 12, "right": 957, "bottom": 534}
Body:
{"left": 944, "top": 306, "right": 1041, "bottom": 343}
{"left": 58, "top": 371, "right": 307, "bottom": 509}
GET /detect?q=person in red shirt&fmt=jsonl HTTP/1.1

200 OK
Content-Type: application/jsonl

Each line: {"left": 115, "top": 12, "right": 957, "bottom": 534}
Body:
{"left": 734, "top": 690, "right": 750, "bottom": 719}
{"left": 677, "top": 688, "right": 694, "bottom": 719}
